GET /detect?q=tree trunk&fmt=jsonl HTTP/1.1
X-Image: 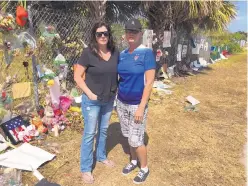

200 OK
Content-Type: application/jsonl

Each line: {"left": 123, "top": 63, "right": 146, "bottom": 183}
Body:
{"left": 167, "top": 27, "right": 178, "bottom": 67}
{"left": 88, "top": 0, "right": 107, "bottom": 21}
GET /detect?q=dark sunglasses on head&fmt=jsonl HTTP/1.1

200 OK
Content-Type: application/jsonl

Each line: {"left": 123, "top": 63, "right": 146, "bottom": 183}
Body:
{"left": 125, "top": 30, "right": 140, "bottom": 34}
{"left": 95, "top": 31, "right": 109, "bottom": 38}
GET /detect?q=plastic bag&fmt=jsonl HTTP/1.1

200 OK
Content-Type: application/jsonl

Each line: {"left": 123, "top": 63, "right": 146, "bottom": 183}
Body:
{"left": 18, "top": 32, "right": 36, "bottom": 48}
{"left": 2, "top": 33, "right": 23, "bottom": 65}
{"left": 58, "top": 64, "right": 68, "bottom": 80}
{"left": 53, "top": 54, "right": 67, "bottom": 79}
{"left": 70, "top": 88, "right": 82, "bottom": 104}
{"left": 40, "top": 65, "right": 56, "bottom": 81}
{"left": 70, "top": 88, "right": 80, "bottom": 97}
{"left": 17, "top": 32, "right": 37, "bottom": 57}
{"left": 54, "top": 54, "right": 66, "bottom": 66}
{"left": 39, "top": 23, "right": 60, "bottom": 44}
{"left": 0, "top": 168, "right": 22, "bottom": 186}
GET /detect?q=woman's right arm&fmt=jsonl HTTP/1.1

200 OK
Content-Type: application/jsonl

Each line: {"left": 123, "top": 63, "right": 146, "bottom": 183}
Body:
{"left": 74, "top": 65, "right": 97, "bottom": 100}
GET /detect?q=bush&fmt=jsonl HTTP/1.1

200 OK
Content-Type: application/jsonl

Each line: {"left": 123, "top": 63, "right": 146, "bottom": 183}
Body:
{"left": 228, "top": 42, "right": 243, "bottom": 54}
{"left": 210, "top": 51, "right": 219, "bottom": 60}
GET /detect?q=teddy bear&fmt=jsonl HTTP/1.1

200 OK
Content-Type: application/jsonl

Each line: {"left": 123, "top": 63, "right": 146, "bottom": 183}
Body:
{"left": 31, "top": 116, "right": 48, "bottom": 134}
{"left": 42, "top": 106, "right": 56, "bottom": 129}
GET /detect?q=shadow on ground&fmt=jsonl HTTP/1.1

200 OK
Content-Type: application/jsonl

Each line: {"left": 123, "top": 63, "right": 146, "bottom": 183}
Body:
{"left": 91, "top": 122, "right": 149, "bottom": 170}
{"left": 106, "top": 122, "right": 149, "bottom": 156}
{"left": 203, "top": 66, "right": 213, "bottom": 71}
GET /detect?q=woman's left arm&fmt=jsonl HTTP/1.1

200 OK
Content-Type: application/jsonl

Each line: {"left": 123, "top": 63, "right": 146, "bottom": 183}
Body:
{"left": 134, "top": 69, "right": 155, "bottom": 123}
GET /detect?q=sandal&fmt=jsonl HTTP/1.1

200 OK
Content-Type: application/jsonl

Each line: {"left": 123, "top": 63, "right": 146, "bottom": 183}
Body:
{"left": 82, "top": 172, "right": 94, "bottom": 184}
{"left": 100, "top": 159, "right": 115, "bottom": 168}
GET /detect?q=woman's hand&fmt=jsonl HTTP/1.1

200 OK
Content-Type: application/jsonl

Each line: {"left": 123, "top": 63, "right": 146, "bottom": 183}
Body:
{"left": 134, "top": 106, "right": 145, "bottom": 124}
{"left": 74, "top": 65, "right": 93, "bottom": 98}
{"left": 88, "top": 93, "right": 97, "bottom": 101}
{"left": 134, "top": 69, "right": 155, "bottom": 124}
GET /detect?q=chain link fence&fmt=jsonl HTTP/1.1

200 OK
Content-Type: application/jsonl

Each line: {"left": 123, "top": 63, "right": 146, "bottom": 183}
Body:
{"left": 29, "top": 3, "right": 95, "bottom": 84}
{"left": 28, "top": 2, "right": 96, "bottom": 109}
{"left": 0, "top": 2, "right": 96, "bottom": 114}
{"left": 0, "top": 1, "right": 34, "bottom": 116}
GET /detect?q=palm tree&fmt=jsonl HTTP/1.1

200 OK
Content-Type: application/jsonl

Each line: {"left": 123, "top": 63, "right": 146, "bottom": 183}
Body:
{"left": 141, "top": 1, "right": 237, "bottom": 70}
{"left": 105, "top": 1, "right": 141, "bottom": 23}
{"left": 82, "top": 1, "right": 141, "bottom": 23}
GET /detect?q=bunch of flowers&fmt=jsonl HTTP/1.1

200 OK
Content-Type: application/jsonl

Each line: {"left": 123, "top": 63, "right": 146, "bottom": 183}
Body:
{"left": 0, "top": 13, "right": 15, "bottom": 33}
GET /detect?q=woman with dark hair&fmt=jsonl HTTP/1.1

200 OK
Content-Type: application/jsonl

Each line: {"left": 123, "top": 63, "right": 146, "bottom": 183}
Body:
{"left": 74, "top": 22, "right": 118, "bottom": 184}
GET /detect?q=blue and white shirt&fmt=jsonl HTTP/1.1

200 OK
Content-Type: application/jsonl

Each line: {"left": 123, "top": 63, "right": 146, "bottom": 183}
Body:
{"left": 117, "top": 45, "right": 156, "bottom": 105}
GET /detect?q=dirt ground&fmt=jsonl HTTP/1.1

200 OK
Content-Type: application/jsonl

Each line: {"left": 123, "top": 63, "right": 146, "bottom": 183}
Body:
{"left": 23, "top": 52, "right": 247, "bottom": 186}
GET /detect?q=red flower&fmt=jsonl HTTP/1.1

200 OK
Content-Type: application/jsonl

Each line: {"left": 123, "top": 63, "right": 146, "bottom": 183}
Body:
{"left": 16, "top": 6, "right": 28, "bottom": 27}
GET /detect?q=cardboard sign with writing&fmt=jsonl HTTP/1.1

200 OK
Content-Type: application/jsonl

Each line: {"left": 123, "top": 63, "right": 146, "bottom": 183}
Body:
{"left": 12, "top": 82, "right": 31, "bottom": 99}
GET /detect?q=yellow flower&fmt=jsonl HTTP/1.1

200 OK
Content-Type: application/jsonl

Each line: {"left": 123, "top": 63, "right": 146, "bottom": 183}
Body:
{"left": 47, "top": 80, "right": 54, "bottom": 86}
{"left": 69, "top": 107, "right": 81, "bottom": 113}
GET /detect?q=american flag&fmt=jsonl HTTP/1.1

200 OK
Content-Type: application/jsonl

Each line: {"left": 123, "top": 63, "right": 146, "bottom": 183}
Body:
{"left": 4, "top": 116, "right": 30, "bottom": 143}
{"left": 7, "top": 118, "right": 23, "bottom": 130}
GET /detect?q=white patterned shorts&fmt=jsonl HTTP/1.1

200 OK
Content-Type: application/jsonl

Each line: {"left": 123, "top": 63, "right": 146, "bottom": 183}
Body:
{"left": 116, "top": 99, "right": 148, "bottom": 147}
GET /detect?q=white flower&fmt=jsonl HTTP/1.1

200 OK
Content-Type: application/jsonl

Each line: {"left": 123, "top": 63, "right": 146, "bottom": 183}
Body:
{"left": 55, "top": 34, "right": 60, "bottom": 39}
{"left": 7, "top": 14, "right": 13, "bottom": 19}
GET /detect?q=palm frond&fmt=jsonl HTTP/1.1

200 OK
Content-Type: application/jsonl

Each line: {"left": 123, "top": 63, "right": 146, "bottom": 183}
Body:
{"left": 105, "top": 1, "right": 141, "bottom": 23}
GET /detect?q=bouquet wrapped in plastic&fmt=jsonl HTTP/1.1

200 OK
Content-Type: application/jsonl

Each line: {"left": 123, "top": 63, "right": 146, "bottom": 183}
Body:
{"left": 39, "top": 23, "right": 60, "bottom": 45}
{"left": 0, "top": 13, "right": 15, "bottom": 33}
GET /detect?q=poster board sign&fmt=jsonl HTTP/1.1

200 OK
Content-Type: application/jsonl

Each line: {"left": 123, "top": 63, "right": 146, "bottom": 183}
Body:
{"left": 142, "top": 29, "right": 153, "bottom": 49}
{"left": 177, "top": 44, "right": 182, "bottom": 61}
{"left": 182, "top": 45, "right": 188, "bottom": 58}
{"left": 163, "top": 31, "right": 171, "bottom": 48}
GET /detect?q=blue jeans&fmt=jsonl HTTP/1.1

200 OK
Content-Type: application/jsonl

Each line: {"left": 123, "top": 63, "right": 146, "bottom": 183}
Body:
{"left": 80, "top": 94, "right": 114, "bottom": 172}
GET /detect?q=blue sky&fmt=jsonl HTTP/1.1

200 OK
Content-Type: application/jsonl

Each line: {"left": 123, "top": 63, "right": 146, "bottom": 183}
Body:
{"left": 228, "top": 1, "right": 247, "bottom": 32}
